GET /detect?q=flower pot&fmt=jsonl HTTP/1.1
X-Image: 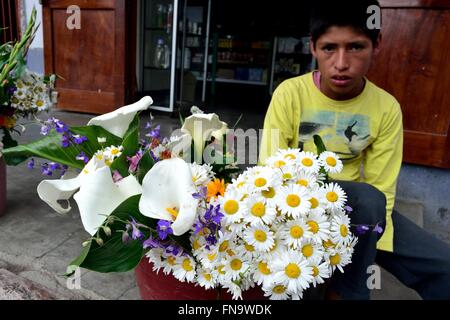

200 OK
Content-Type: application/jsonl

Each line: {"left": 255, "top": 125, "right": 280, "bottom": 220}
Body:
{"left": 0, "top": 157, "right": 6, "bottom": 217}
{"left": 134, "top": 258, "right": 266, "bottom": 300}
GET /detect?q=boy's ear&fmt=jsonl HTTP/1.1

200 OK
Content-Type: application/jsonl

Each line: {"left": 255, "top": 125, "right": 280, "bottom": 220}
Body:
{"left": 310, "top": 39, "right": 317, "bottom": 58}
{"left": 374, "top": 33, "right": 382, "bottom": 54}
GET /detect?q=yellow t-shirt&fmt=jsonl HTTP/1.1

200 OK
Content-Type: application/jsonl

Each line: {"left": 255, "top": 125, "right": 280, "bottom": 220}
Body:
{"left": 259, "top": 72, "right": 403, "bottom": 252}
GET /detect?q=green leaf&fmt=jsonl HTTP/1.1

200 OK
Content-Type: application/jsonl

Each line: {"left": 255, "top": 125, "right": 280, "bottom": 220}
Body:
{"left": 69, "top": 195, "right": 157, "bottom": 274}
{"left": 137, "top": 150, "right": 155, "bottom": 184}
{"left": 313, "top": 134, "right": 327, "bottom": 155}
{"left": 2, "top": 128, "right": 18, "bottom": 149}
{"left": 65, "top": 241, "right": 92, "bottom": 277}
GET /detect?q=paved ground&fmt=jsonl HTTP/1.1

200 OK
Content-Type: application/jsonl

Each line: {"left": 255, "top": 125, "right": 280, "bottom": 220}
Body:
{"left": 0, "top": 106, "right": 427, "bottom": 300}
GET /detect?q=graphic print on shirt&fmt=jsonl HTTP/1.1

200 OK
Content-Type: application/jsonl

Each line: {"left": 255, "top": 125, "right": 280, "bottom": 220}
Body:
{"left": 298, "top": 109, "right": 373, "bottom": 162}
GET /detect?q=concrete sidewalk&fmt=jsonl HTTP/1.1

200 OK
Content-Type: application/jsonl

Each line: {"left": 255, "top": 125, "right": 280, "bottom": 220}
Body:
{"left": 0, "top": 108, "right": 423, "bottom": 300}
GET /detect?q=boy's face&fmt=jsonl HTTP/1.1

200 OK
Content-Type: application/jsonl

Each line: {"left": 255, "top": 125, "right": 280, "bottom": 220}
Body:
{"left": 310, "top": 26, "right": 379, "bottom": 100}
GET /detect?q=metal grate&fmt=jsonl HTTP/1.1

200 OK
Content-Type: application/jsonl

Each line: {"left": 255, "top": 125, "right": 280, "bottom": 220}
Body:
{"left": 0, "top": 0, "right": 20, "bottom": 45}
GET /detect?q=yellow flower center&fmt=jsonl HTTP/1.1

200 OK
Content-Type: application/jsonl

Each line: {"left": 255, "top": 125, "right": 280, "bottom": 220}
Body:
{"left": 296, "top": 179, "right": 308, "bottom": 187}
{"left": 166, "top": 207, "right": 178, "bottom": 219}
{"left": 237, "top": 181, "right": 245, "bottom": 188}
{"left": 36, "top": 100, "right": 44, "bottom": 107}
{"left": 302, "top": 158, "right": 313, "bottom": 167}
{"left": 207, "top": 253, "right": 217, "bottom": 261}
{"left": 286, "top": 194, "right": 300, "bottom": 207}
{"left": 167, "top": 256, "right": 176, "bottom": 266}
{"left": 254, "top": 230, "right": 267, "bottom": 242}
{"left": 330, "top": 254, "right": 341, "bottom": 266}
{"left": 262, "top": 187, "right": 275, "bottom": 199}
{"left": 290, "top": 226, "right": 304, "bottom": 239}
{"left": 217, "top": 265, "right": 225, "bottom": 275}
{"left": 111, "top": 148, "right": 120, "bottom": 155}
{"left": 274, "top": 160, "right": 286, "bottom": 168}
{"left": 226, "top": 249, "right": 235, "bottom": 257}
{"left": 204, "top": 273, "right": 212, "bottom": 281}
{"left": 326, "top": 191, "right": 338, "bottom": 203}
{"left": 285, "top": 263, "right": 301, "bottom": 278}
{"left": 312, "top": 266, "right": 319, "bottom": 277}
{"left": 285, "top": 154, "right": 296, "bottom": 160}
{"left": 273, "top": 285, "right": 287, "bottom": 294}
{"left": 245, "top": 243, "right": 255, "bottom": 252}
{"left": 230, "top": 259, "right": 242, "bottom": 271}
{"left": 283, "top": 173, "right": 293, "bottom": 180}
{"left": 192, "top": 239, "right": 201, "bottom": 250}
{"left": 323, "top": 239, "right": 335, "bottom": 249}
{"left": 326, "top": 157, "right": 337, "bottom": 167}
{"left": 309, "top": 197, "right": 319, "bottom": 209}
{"left": 251, "top": 202, "right": 266, "bottom": 217}
{"left": 340, "top": 225, "right": 349, "bottom": 237}
{"left": 182, "top": 258, "right": 193, "bottom": 271}
{"left": 308, "top": 221, "right": 319, "bottom": 234}
{"left": 302, "top": 244, "right": 314, "bottom": 258}
{"left": 224, "top": 200, "right": 239, "bottom": 215}
{"left": 219, "top": 240, "right": 229, "bottom": 252}
{"left": 258, "top": 262, "right": 271, "bottom": 275}
{"left": 254, "top": 177, "right": 267, "bottom": 188}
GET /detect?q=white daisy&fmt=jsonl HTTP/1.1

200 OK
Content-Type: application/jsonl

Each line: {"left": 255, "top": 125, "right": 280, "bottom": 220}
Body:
{"left": 197, "top": 246, "right": 220, "bottom": 269}
{"left": 244, "top": 224, "right": 275, "bottom": 252}
{"left": 308, "top": 258, "right": 331, "bottom": 287}
{"left": 276, "top": 184, "right": 311, "bottom": 219}
{"left": 253, "top": 259, "right": 273, "bottom": 286}
{"left": 307, "top": 184, "right": 327, "bottom": 215}
{"left": 297, "top": 151, "right": 321, "bottom": 173}
{"left": 259, "top": 178, "right": 282, "bottom": 207}
{"left": 323, "top": 182, "right": 348, "bottom": 210}
{"left": 245, "top": 166, "right": 276, "bottom": 192}
{"left": 104, "top": 145, "right": 124, "bottom": 161}
{"left": 223, "top": 252, "right": 250, "bottom": 281}
{"left": 162, "top": 253, "right": 179, "bottom": 275}
{"left": 244, "top": 195, "right": 277, "bottom": 226}
{"left": 218, "top": 189, "right": 247, "bottom": 224}
{"left": 278, "top": 164, "right": 298, "bottom": 183}
{"left": 262, "top": 282, "right": 291, "bottom": 300}
{"left": 299, "top": 239, "right": 324, "bottom": 262}
{"left": 172, "top": 255, "right": 197, "bottom": 283}
{"left": 326, "top": 247, "right": 353, "bottom": 273}
{"left": 145, "top": 248, "right": 165, "bottom": 274}
{"left": 330, "top": 212, "right": 353, "bottom": 247}
{"left": 270, "top": 249, "right": 313, "bottom": 294}
{"left": 265, "top": 154, "right": 296, "bottom": 170}
{"left": 189, "top": 162, "right": 214, "bottom": 186}
{"left": 196, "top": 267, "right": 218, "bottom": 290}
{"left": 279, "top": 218, "right": 311, "bottom": 249}
{"left": 221, "top": 281, "right": 243, "bottom": 300}
{"left": 305, "top": 211, "right": 331, "bottom": 244}
{"left": 319, "top": 151, "right": 343, "bottom": 174}
{"left": 294, "top": 171, "right": 318, "bottom": 189}
{"left": 275, "top": 148, "right": 302, "bottom": 163}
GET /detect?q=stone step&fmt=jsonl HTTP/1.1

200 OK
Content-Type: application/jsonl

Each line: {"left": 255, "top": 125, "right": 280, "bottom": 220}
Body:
{"left": 394, "top": 198, "right": 424, "bottom": 228}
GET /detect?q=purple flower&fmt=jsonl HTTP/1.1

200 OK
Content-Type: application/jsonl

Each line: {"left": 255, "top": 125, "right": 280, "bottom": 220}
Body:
{"left": 73, "top": 134, "right": 88, "bottom": 145}
{"left": 54, "top": 118, "right": 69, "bottom": 134}
{"left": 121, "top": 231, "right": 130, "bottom": 244}
{"left": 145, "top": 121, "right": 153, "bottom": 130}
{"left": 130, "top": 218, "right": 143, "bottom": 240}
{"left": 192, "top": 186, "right": 207, "bottom": 200}
{"left": 164, "top": 244, "right": 181, "bottom": 256}
{"left": 76, "top": 151, "right": 89, "bottom": 164}
{"left": 156, "top": 220, "right": 173, "bottom": 240}
{"left": 146, "top": 125, "right": 161, "bottom": 139}
{"left": 149, "top": 150, "right": 160, "bottom": 162}
{"left": 27, "top": 158, "right": 35, "bottom": 170}
{"left": 143, "top": 236, "right": 161, "bottom": 249}
{"left": 40, "top": 125, "right": 51, "bottom": 136}
{"left": 61, "top": 165, "right": 68, "bottom": 176}
{"left": 355, "top": 224, "right": 370, "bottom": 235}
{"left": 112, "top": 170, "right": 123, "bottom": 183}
{"left": 344, "top": 206, "right": 353, "bottom": 213}
{"left": 41, "top": 163, "right": 53, "bottom": 176}
{"left": 61, "top": 134, "right": 71, "bottom": 148}
{"left": 127, "top": 150, "right": 143, "bottom": 173}
{"left": 49, "top": 162, "right": 61, "bottom": 171}
{"left": 373, "top": 223, "right": 384, "bottom": 234}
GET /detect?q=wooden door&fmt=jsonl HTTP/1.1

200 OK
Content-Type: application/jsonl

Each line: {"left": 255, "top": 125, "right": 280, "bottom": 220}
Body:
{"left": 42, "top": 0, "right": 137, "bottom": 114}
{"left": 0, "top": 0, "right": 20, "bottom": 44}
{"left": 368, "top": 0, "right": 450, "bottom": 168}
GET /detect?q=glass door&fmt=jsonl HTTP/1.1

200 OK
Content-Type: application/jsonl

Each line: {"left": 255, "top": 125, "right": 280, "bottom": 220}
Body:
{"left": 140, "top": 0, "right": 178, "bottom": 112}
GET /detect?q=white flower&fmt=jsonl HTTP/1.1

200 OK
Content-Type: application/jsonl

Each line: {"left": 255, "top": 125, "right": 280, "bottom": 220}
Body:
{"left": 323, "top": 182, "right": 347, "bottom": 210}
{"left": 263, "top": 282, "right": 291, "bottom": 300}
{"left": 196, "top": 268, "right": 218, "bottom": 290}
{"left": 244, "top": 224, "right": 275, "bottom": 252}
{"left": 162, "top": 253, "right": 179, "bottom": 275}
{"left": 245, "top": 166, "right": 276, "bottom": 193}
{"left": 103, "top": 145, "right": 124, "bottom": 160}
{"left": 319, "top": 151, "right": 343, "bottom": 174}
{"left": 294, "top": 171, "right": 318, "bottom": 189}
{"left": 279, "top": 218, "right": 311, "bottom": 249}
{"left": 146, "top": 248, "right": 165, "bottom": 274}
{"left": 270, "top": 249, "right": 313, "bottom": 294}
{"left": 37, "top": 157, "right": 142, "bottom": 235}
{"left": 244, "top": 195, "right": 277, "bottom": 226}
{"left": 299, "top": 239, "right": 324, "bottom": 262}
{"left": 97, "top": 137, "right": 107, "bottom": 143}
{"left": 221, "top": 281, "right": 243, "bottom": 300}
{"left": 218, "top": 189, "right": 247, "bottom": 224}
{"left": 253, "top": 259, "right": 273, "bottom": 286}
{"left": 276, "top": 184, "right": 311, "bottom": 219}
{"left": 139, "top": 158, "right": 199, "bottom": 236}
{"left": 189, "top": 162, "right": 214, "bottom": 186}
{"left": 88, "top": 96, "right": 153, "bottom": 138}
{"left": 172, "top": 255, "right": 197, "bottom": 283}
{"left": 275, "top": 148, "right": 302, "bottom": 163}
{"left": 223, "top": 253, "right": 250, "bottom": 281}
{"left": 326, "top": 246, "right": 352, "bottom": 273}
{"left": 308, "top": 258, "right": 331, "bottom": 287}
{"left": 296, "top": 151, "right": 320, "bottom": 173}
{"left": 265, "top": 154, "right": 296, "bottom": 170}
{"left": 330, "top": 212, "right": 353, "bottom": 247}
{"left": 305, "top": 211, "right": 331, "bottom": 244}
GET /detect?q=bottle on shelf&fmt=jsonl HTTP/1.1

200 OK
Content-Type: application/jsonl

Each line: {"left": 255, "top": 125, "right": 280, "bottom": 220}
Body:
{"left": 154, "top": 38, "right": 170, "bottom": 69}
{"left": 166, "top": 4, "right": 173, "bottom": 34}
{"left": 184, "top": 47, "right": 191, "bottom": 70}
{"left": 156, "top": 4, "right": 164, "bottom": 28}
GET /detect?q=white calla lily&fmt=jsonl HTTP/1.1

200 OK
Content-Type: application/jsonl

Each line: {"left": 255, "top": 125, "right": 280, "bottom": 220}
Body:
{"left": 37, "top": 157, "right": 142, "bottom": 235}
{"left": 139, "top": 158, "right": 198, "bottom": 236}
{"left": 181, "top": 113, "right": 225, "bottom": 163}
{"left": 87, "top": 96, "right": 153, "bottom": 138}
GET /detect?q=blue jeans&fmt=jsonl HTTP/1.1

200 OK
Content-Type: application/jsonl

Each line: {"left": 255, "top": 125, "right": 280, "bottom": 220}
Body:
{"left": 329, "top": 181, "right": 450, "bottom": 300}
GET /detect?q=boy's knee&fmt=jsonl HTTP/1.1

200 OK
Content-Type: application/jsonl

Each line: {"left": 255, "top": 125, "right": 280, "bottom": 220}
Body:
{"left": 352, "top": 183, "right": 386, "bottom": 225}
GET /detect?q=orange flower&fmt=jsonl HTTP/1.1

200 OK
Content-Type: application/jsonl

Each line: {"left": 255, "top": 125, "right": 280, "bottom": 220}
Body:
{"left": 207, "top": 178, "right": 225, "bottom": 201}
{"left": 0, "top": 115, "right": 16, "bottom": 129}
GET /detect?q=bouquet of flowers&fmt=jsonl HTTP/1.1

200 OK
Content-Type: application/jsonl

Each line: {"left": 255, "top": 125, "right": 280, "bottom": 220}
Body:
{"left": 3, "top": 96, "right": 357, "bottom": 300}
{"left": 0, "top": 8, "right": 55, "bottom": 149}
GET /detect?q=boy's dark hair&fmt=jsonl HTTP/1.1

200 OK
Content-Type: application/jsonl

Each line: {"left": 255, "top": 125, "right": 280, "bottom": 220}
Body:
{"left": 310, "top": 0, "right": 381, "bottom": 47}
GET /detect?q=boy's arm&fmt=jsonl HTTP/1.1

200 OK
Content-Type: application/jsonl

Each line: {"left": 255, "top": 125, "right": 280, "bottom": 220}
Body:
{"left": 259, "top": 86, "right": 296, "bottom": 164}
{"left": 363, "top": 101, "right": 403, "bottom": 240}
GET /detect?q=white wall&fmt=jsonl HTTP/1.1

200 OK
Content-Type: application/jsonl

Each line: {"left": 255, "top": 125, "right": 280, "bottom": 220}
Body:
{"left": 21, "top": 0, "right": 44, "bottom": 73}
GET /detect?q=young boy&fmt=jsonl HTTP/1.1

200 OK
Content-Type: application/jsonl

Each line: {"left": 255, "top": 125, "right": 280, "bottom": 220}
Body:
{"left": 260, "top": 0, "right": 450, "bottom": 299}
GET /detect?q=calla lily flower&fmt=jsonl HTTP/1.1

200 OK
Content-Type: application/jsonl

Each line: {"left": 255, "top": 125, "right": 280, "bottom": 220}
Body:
{"left": 181, "top": 113, "right": 226, "bottom": 163}
{"left": 87, "top": 96, "right": 153, "bottom": 138}
{"left": 37, "top": 157, "right": 142, "bottom": 235}
{"left": 139, "top": 158, "right": 199, "bottom": 236}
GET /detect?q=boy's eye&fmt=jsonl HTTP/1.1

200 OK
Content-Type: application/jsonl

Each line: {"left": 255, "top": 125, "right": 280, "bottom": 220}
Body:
{"left": 322, "top": 45, "right": 336, "bottom": 52}
{"left": 349, "top": 43, "right": 365, "bottom": 51}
